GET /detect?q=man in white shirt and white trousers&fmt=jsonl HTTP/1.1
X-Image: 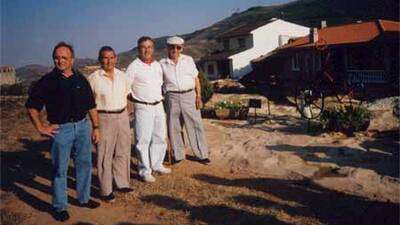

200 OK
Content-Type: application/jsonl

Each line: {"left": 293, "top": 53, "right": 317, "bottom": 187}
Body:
{"left": 160, "top": 36, "right": 210, "bottom": 165}
{"left": 126, "top": 36, "right": 171, "bottom": 182}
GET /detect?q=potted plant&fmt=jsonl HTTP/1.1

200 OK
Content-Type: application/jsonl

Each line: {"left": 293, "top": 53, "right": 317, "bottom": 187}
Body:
{"left": 214, "top": 100, "right": 248, "bottom": 119}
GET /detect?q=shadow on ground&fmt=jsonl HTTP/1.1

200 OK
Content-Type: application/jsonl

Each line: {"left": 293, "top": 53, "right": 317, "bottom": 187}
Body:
{"left": 266, "top": 130, "right": 400, "bottom": 177}
{"left": 0, "top": 138, "right": 101, "bottom": 215}
{"left": 191, "top": 174, "right": 400, "bottom": 225}
{"left": 140, "top": 194, "right": 290, "bottom": 225}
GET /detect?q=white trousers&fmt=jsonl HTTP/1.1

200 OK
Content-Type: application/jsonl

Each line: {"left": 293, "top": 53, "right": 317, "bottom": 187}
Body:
{"left": 134, "top": 103, "right": 167, "bottom": 177}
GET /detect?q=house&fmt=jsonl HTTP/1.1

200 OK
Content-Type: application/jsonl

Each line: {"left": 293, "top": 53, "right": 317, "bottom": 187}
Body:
{"left": 249, "top": 19, "right": 400, "bottom": 94}
{"left": 199, "top": 18, "right": 309, "bottom": 80}
{"left": 0, "top": 66, "right": 17, "bottom": 85}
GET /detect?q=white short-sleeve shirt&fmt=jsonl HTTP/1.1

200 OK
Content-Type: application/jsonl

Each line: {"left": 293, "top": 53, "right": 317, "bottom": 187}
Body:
{"left": 88, "top": 68, "right": 130, "bottom": 111}
{"left": 160, "top": 54, "right": 198, "bottom": 92}
{"left": 125, "top": 58, "right": 163, "bottom": 102}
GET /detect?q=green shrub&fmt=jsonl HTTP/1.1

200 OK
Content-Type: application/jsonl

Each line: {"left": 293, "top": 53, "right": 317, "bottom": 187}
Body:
{"left": 320, "top": 105, "right": 371, "bottom": 136}
{"left": 215, "top": 100, "right": 243, "bottom": 110}
{"left": 198, "top": 72, "right": 213, "bottom": 103}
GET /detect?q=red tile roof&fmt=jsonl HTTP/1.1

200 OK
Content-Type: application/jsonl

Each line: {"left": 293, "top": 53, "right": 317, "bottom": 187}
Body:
{"left": 281, "top": 19, "right": 400, "bottom": 49}
{"left": 379, "top": 19, "right": 400, "bottom": 32}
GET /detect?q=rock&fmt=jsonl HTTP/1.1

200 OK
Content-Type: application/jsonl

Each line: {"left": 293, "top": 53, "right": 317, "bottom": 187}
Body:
{"left": 350, "top": 168, "right": 380, "bottom": 188}
{"left": 335, "top": 167, "right": 355, "bottom": 176}
{"left": 277, "top": 153, "right": 305, "bottom": 167}
{"left": 314, "top": 152, "right": 328, "bottom": 159}
{"left": 381, "top": 176, "right": 400, "bottom": 186}
{"left": 379, "top": 176, "right": 400, "bottom": 202}
{"left": 275, "top": 153, "right": 320, "bottom": 177}
{"left": 320, "top": 133, "right": 330, "bottom": 138}
{"left": 369, "top": 110, "right": 399, "bottom": 131}
{"left": 351, "top": 168, "right": 378, "bottom": 180}
{"left": 263, "top": 155, "right": 279, "bottom": 168}
{"left": 367, "top": 96, "right": 399, "bottom": 111}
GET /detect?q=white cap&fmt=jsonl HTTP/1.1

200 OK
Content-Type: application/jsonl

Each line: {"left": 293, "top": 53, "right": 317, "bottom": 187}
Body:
{"left": 167, "top": 36, "right": 184, "bottom": 45}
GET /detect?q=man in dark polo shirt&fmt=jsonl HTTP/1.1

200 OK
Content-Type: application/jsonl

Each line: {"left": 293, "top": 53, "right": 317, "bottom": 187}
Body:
{"left": 26, "top": 42, "right": 100, "bottom": 221}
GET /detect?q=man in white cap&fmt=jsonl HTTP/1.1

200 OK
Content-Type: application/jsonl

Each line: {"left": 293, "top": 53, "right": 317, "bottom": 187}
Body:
{"left": 160, "top": 36, "right": 210, "bottom": 165}
{"left": 126, "top": 36, "right": 171, "bottom": 183}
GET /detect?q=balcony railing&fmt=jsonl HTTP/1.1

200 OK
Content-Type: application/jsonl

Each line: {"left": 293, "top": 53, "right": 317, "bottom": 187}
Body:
{"left": 347, "top": 70, "right": 386, "bottom": 83}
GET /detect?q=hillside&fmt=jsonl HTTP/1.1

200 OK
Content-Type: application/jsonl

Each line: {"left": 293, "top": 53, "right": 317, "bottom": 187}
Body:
{"left": 15, "top": 64, "right": 51, "bottom": 83}
{"left": 15, "top": 0, "right": 399, "bottom": 81}
{"left": 116, "top": 0, "right": 399, "bottom": 68}
{"left": 15, "top": 57, "right": 99, "bottom": 83}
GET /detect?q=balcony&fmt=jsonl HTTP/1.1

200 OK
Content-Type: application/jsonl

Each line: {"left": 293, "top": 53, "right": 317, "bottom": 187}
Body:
{"left": 347, "top": 70, "right": 386, "bottom": 83}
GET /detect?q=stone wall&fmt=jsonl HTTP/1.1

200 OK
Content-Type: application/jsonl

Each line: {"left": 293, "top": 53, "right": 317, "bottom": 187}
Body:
{"left": 0, "top": 66, "right": 17, "bottom": 85}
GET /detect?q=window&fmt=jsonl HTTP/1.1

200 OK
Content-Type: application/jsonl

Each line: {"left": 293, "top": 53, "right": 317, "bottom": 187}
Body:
{"left": 223, "top": 39, "right": 230, "bottom": 51}
{"left": 238, "top": 38, "right": 245, "bottom": 49}
{"left": 347, "top": 46, "right": 385, "bottom": 70}
{"left": 292, "top": 53, "right": 300, "bottom": 71}
{"left": 207, "top": 64, "right": 215, "bottom": 75}
{"left": 315, "top": 52, "right": 322, "bottom": 71}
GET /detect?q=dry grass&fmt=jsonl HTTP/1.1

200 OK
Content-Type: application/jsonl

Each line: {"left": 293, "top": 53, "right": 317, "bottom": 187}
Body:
{"left": 0, "top": 97, "right": 399, "bottom": 225}
{"left": 0, "top": 208, "right": 27, "bottom": 225}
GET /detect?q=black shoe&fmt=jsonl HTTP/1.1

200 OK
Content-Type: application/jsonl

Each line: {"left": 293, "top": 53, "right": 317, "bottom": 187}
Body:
{"left": 116, "top": 187, "right": 134, "bottom": 193}
{"left": 101, "top": 193, "right": 115, "bottom": 202}
{"left": 53, "top": 210, "right": 70, "bottom": 222}
{"left": 173, "top": 158, "right": 183, "bottom": 165}
{"left": 199, "top": 158, "right": 211, "bottom": 165}
{"left": 78, "top": 199, "right": 100, "bottom": 209}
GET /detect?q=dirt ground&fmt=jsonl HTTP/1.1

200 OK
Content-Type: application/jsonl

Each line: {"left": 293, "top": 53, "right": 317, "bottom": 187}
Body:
{"left": 1, "top": 96, "right": 399, "bottom": 225}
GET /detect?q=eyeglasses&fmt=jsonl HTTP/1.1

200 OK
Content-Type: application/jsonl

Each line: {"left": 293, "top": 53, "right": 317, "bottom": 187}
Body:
{"left": 168, "top": 45, "right": 182, "bottom": 50}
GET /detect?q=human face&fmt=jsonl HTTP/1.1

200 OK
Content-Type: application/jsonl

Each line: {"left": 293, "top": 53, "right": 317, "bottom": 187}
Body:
{"left": 138, "top": 40, "right": 154, "bottom": 62}
{"left": 167, "top": 44, "right": 183, "bottom": 60}
{"left": 100, "top": 50, "right": 117, "bottom": 72}
{"left": 53, "top": 46, "right": 74, "bottom": 73}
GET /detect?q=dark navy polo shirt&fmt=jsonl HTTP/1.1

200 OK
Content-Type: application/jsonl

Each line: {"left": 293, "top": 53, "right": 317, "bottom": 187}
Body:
{"left": 26, "top": 68, "right": 96, "bottom": 124}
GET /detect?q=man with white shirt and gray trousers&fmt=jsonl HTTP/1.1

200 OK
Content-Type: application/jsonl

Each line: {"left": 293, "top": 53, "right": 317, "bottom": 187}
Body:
{"left": 126, "top": 36, "right": 171, "bottom": 182}
{"left": 88, "top": 46, "right": 133, "bottom": 202}
{"left": 160, "top": 36, "right": 210, "bottom": 165}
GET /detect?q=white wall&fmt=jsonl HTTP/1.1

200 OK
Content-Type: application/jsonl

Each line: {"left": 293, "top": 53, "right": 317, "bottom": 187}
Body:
{"left": 229, "top": 19, "right": 309, "bottom": 79}
{"left": 217, "top": 35, "right": 253, "bottom": 52}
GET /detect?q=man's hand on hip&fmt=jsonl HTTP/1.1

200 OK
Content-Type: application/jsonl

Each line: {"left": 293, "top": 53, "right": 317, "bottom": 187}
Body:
{"left": 38, "top": 124, "right": 59, "bottom": 138}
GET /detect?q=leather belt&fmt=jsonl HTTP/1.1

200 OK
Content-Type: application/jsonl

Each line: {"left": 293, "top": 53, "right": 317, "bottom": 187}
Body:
{"left": 98, "top": 107, "right": 126, "bottom": 114}
{"left": 65, "top": 117, "right": 86, "bottom": 123}
{"left": 168, "top": 88, "right": 194, "bottom": 94}
{"left": 132, "top": 98, "right": 162, "bottom": 105}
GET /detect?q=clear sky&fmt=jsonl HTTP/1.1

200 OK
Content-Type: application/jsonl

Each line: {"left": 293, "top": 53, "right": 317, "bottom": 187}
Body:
{"left": 1, "top": 0, "right": 293, "bottom": 68}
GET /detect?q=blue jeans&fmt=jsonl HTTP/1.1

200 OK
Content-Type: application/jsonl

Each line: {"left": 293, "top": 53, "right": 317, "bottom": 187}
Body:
{"left": 51, "top": 118, "right": 92, "bottom": 211}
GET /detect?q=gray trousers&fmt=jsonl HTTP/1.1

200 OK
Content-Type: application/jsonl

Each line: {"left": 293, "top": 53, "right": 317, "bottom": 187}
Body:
{"left": 97, "top": 109, "right": 131, "bottom": 195}
{"left": 166, "top": 90, "right": 209, "bottom": 161}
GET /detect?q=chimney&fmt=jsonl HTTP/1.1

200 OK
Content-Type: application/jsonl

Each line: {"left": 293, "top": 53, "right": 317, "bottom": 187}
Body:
{"left": 310, "top": 28, "right": 318, "bottom": 43}
{"left": 278, "top": 35, "right": 290, "bottom": 47}
{"left": 321, "top": 20, "right": 327, "bottom": 28}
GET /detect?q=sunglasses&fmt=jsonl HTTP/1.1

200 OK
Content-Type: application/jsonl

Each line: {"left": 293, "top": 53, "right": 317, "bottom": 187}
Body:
{"left": 168, "top": 45, "right": 182, "bottom": 50}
